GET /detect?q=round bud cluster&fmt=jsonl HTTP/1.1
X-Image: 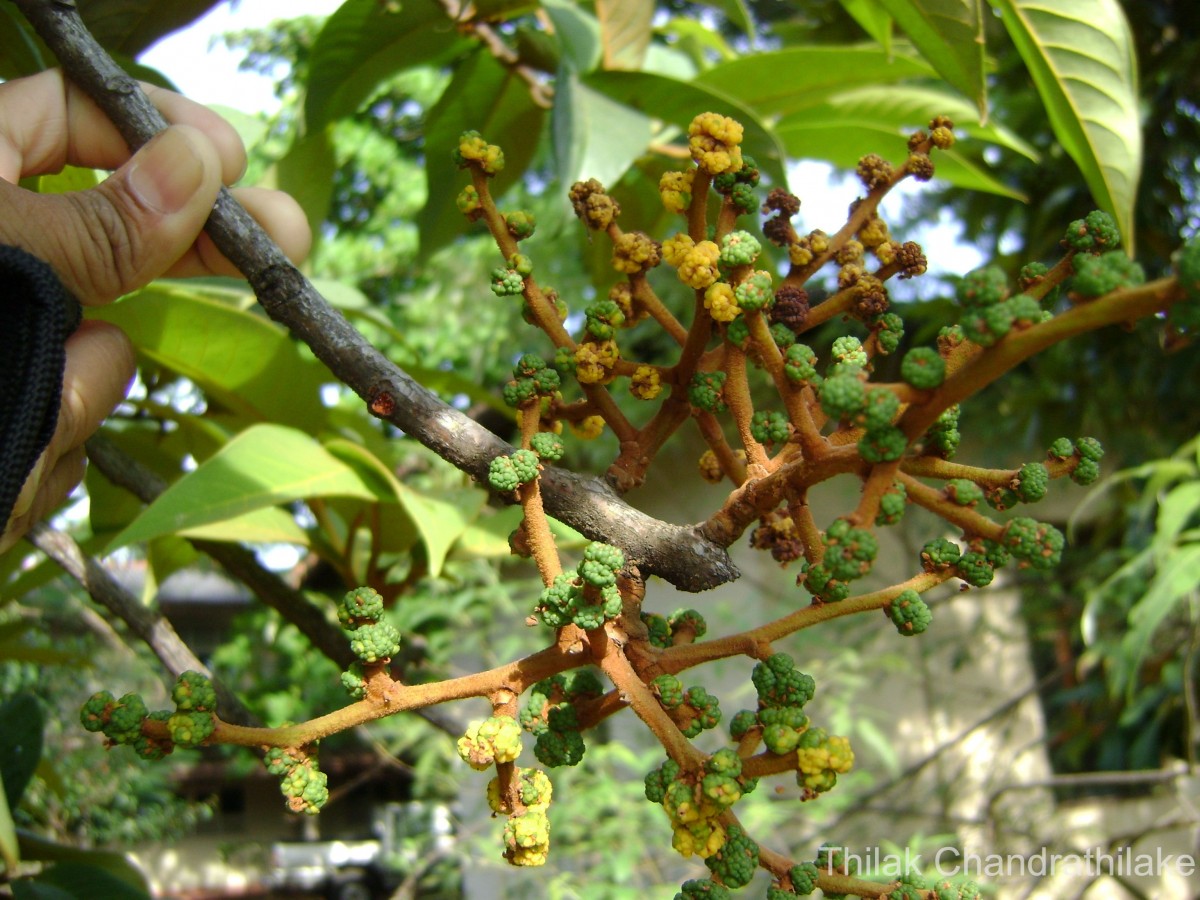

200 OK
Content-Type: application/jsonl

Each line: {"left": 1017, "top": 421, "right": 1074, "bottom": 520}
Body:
{"left": 688, "top": 112, "right": 744, "bottom": 175}
{"left": 488, "top": 449, "right": 541, "bottom": 493}
{"left": 1001, "top": 517, "right": 1065, "bottom": 569}
{"left": 719, "top": 231, "right": 762, "bottom": 267}
{"left": 573, "top": 338, "right": 620, "bottom": 385}
{"left": 1014, "top": 461, "right": 1050, "bottom": 503}
{"left": 458, "top": 715, "right": 524, "bottom": 770}
{"left": 1062, "top": 210, "right": 1120, "bottom": 253}
{"left": 659, "top": 169, "right": 695, "bottom": 214}
{"left": 788, "top": 862, "right": 821, "bottom": 895}
{"left": 677, "top": 240, "right": 722, "bottom": 289}
{"left": 888, "top": 589, "right": 932, "bottom": 636}
{"left": 676, "top": 686, "right": 723, "bottom": 738}
{"left": 689, "top": 370, "right": 728, "bottom": 413}
{"left": 1070, "top": 251, "right": 1145, "bottom": 299}
{"left": 929, "top": 115, "right": 956, "bottom": 149}
{"left": 945, "top": 479, "right": 983, "bottom": 507}
{"left": 168, "top": 709, "right": 216, "bottom": 748}
{"left": 81, "top": 690, "right": 148, "bottom": 745}
{"left": 490, "top": 267, "right": 524, "bottom": 296}
{"left": 955, "top": 551, "right": 995, "bottom": 587}
{"left": 172, "top": 670, "right": 217, "bottom": 712}
{"left": 821, "top": 519, "right": 879, "bottom": 582}
{"left": 676, "top": 879, "right": 732, "bottom": 899}
{"left": 338, "top": 587, "right": 401, "bottom": 665}
{"left": 856, "top": 153, "right": 894, "bottom": 190}
{"left": 456, "top": 185, "right": 481, "bottom": 219}
{"left": 795, "top": 726, "right": 855, "bottom": 794}
{"left": 340, "top": 662, "right": 367, "bottom": 699}
{"left": 906, "top": 152, "right": 935, "bottom": 181}
{"left": 900, "top": 347, "right": 946, "bottom": 389}
{"left": 858, "top": 425, "right": 908, "bottom": 463}
{"left": 1070, "top": 436, "right": 1104, "bottom": 485}
{"left": 925, "top": 405, "right": 961, "bottom": 458}
{"left": 920, "top": 537, "right": 961, "bottom": 572}
{"left": 568, "top": 179, "right": 619, "bottom": 230}
{"left": 704, "top": 283, "right": 740, "bottom": 322}
{"left": 752, "top": 652, "right": 816, "bottom": 710}
{"left": 535, "top": 543, "right": 625, "bottom": 631}
{"left": 783, "top": 343, "right": 821, "bottom": 386}
{"left": 829, "top": 336, "right": 866, "bottom": 369}
{"left": 585, "top": 299, "right": 626, "bottom": 340}
{"left": 612, "top": 231, "right": 662, "bottom": 275}
{"left": 521, "top": 671, "right": 603, "bottom": 768}
{"left": 704, "top": 823, "right": 760, "bottom": 888}
{"left": 819, "top": 371, "right": 867, "bottom": 420}
{"left": 530, "top": 431, "right": 565, "bottom": 461}
{"left": 276, "top": 754, "right": 329, "bottom": 815}
{"left": 876, "top": 481, "right": 908, "bottom": 526}
{"left": 505, "top": 210, "right": 536, "bottom": 240}
{"left": 750, "top": 410, "right": 790, "bottom": 446}
{"left": 495, "top": 770, "right": 553, "bottom": 867}
{"left": 453, "top": 130, "right": 504, "bottom": 175}
{"left": 870, "top": 311, "right": 904, "bottom": 355}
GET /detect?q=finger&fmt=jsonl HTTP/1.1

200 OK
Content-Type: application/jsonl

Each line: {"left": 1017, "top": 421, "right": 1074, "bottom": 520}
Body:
{"left": 48, "top": 320, "right": 136, "bottom": 463}
{"left": 0, "top": 69, "right": 246, "bottom": 185}
{"left": 0, "top": 124, "right": 224, "bottom": 304}
{"left": 0, "top": 447, "right": 86, "bottom": 554}
{"left": 170, "top": 186, "right": 313, "bottom": 279}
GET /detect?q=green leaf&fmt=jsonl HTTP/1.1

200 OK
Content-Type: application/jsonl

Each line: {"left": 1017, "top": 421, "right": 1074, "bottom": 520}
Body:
{"left": 783, "top": 84, "right": 1038, "bottom": 160}
{"left": 275, "top": 127, "right": 337, "bottom": 237}
{"left": 1154, "top": 481, "right": 1200, "bottom": 559}
{"left": 693, "top": 0, "right": 755, "bottom": 36}
{"left": 76, "top": 0, "right": 222, "bottom": 56}
{"left": 875, "top": 0, "right": 987, "bottom": 118}
{"left": 0, "top": 770, "right": 17, "bottom": 872}
{"left": 419, "top": 50, "right": 547, "bottom": 257}
{"left": 990, "top": 0, "right": 1141, "bottom": 250}
{"left": 14, "top": 861, "right": 149, "bottom": 900}
{"left": 0, "top": 6, "right": 48, "bottom": 79}
{"left": 553, "top": 67, "right": 654, "bottom": 192}
{"left": 776, "top": 104, "right": 1026, "bottom": 200}
{"left": 21, "top": 166, "right": 100, "bottom": 195}
{"left": 88, "top": 285, "right": 329, "bottom": 432}
{"left": 838, "top": 0, "right": 894, "bottom": 47}
{"left": 1120, "top": 544, "right": 1200, "bottom": 696}
{"left": 324, "top": 440, "right": 485, "bottom": 577}
{"left": 692, "top": 46, "right": 936, "bottom": 119}
{"left": 596, "top": 0, "right": 653, "bottom": 69}
{"left": 17, "top": 832, "right": 149, "bottom": 893}
{"left": 106, "top": 425, "right": 376, "bottom": 550}
{"left": 305, "top": 0, "right": 467, "bottom": 130}
{"left": 0, "top": 694, "right": 43, "bottom": 811}
{"left": 582, "top": 70, "right": 789, "bottom": 189}
{"left": 542, "top": 0, "right": 602, "bottom": 72}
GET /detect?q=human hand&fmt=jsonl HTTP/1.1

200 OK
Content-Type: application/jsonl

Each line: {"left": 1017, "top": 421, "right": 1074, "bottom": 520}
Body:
{"left": 0, "top": 69, "right": 312, "bottom": 553}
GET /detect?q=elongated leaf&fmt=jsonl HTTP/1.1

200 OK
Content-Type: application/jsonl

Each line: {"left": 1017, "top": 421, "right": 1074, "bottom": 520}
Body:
{"left": 0, "top": 771, "right": 16, "bottom": 871}
{"left": 783, "top": 84, "right": 1038, "bottom": 159}
{"left": 597, "top": 0, "right": 653, "bottom": 69}
{"left": 777, "top": 105, "right": 1026, "bottom": 200}
{"left": 542, "top": 0, "right": 602, "bottom": 72}
{"left": 694, "top": 0, "right": 755, "bottom": 36}
{"left": 419, "top": 50, "right": 547, "bottom": 256}
{"left": 0, "top": 694, "right": 42, "bottom": 811}
{"left": 275, "top": 127, "right": 336, "bottom": 237}
{"left": 876, "top": 0, "right": 987, "bottom": 117}
{"left": 693, "top": 46, "right": 936, "bottom": 119}
{"left": 554, "top": 66, "right": 654, "bottom": 193}
{"left": 582, "top": 70, "right": 788, "bottom": 189}
{"left": 106, "top": 425, "right": 376, "bottom": 550}
{"left": 88, "top": 286, "right": 328, "bottom": 432}
{"left": 839, "top": 0, "right": 894, "bottom": 47}
{"left": 76, "top": 0, "right": 220, "bottom": 55}
{"left": 305, "top": 0, "right": 467, "bottom": 130}
{"left": 324, "top": 440, "right": 485, "bottom": 577}
{"left": 990, "top": 0, "right": 1141, "bottom": 250}
{"left": 1120, "top": 544, "right": 1200, "bottom": 695}
{"left": 16, "top": 832, "right": 149, "bottom": 893}
{"left": 0, "top": 6, "right": 48, "bottom": 79}
{"left": 17, "top": 862, "right": 148, "bottom": 900}
{"left": 1154, "top": 481, "right": 1200, "bottom": 560}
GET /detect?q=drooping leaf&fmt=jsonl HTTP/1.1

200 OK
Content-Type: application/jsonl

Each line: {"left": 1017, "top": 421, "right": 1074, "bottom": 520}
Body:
{"left": 1119, "top": 544, "right": 1200, "bottom": 696}
{"left": 776, "top": 97, "right": 1027, "bottom": 200}
{"left": 838, "top": 0, "right": 894, "bottom": 47}
{"left": 582, "top": 70, "right": 789, "bottom": 189}
{"left": 553, "top": 66, "right": 654, "bottom": 193}
{"left": 0, "top": 694, "right": 42, "bottom": 812}
{"left": 693, "top": 46, "right": 936, "bottom": 119}
{"left": 275, "top": 127, "right": 337, "bottom": 237}
{"left": 15, "top": 862, "right": 149, "bottom": 900}
{"left": 990, "top": 0, "right": 1141, "bottom": 250}
{"left": 17, "top": 831, "right": 151, "bottom": 893}
{"left": 542, "top": 0, "right": 602, "bottom": 72}
{"left": 88, "top": 285, "right": 329, "bottom": 432}
{"left": 596, "top": 0, "right": 653, "bottom": 69}
{"left": 419, "top": 50, "right": 547, "bottom": 257}
{"left": 875, "top": 0, "right": 987, "bottom": 118}
{"left": 106, "top": 425, "right": 376, "bottom": 550}
{"left": 76, "top": 0, "right": 221, "bottom": 56}
{"left": 305, "top": 0, "right": 468, "bottom": 131}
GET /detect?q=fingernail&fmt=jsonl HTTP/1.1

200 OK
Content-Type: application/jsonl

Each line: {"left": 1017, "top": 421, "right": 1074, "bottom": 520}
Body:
{"left": 126, "top": 127, "right": 206, "bottom": 214}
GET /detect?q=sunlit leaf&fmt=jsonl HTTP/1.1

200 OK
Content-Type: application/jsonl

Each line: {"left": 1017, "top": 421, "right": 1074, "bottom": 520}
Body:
{"left": 554, "top": 67, "right": 654, "bottom": 192}
{"left": 875, "top": 0, "right": 987, "bottom": 117}
{"left": 76, "top": 0, "right": 221, "bottom": 55}
{"left": 838, "top": 0, "right": 894, "bottom": 47}
{"left": 693, "top": 46, "right": 936, "bottom": 119}
{"left": 1120, "top": 544, "right": 1200, "bottom": 696}
{"left": 990, "top": 0, "right": 1141, "bottom": 250}
{"left": 542, "top": 0, "right": 602, "bottom": 72}
{"left": 106, "top": 425, "right": 375, "bottom": 550}
{"left": 305, "top": 0, "right": 468, "bottom": 130}
{"left": 596, "top": 0, "right": 653, "bottom": 69}
{"left": 88, "top": 285, "right": 329, "bottom": 432}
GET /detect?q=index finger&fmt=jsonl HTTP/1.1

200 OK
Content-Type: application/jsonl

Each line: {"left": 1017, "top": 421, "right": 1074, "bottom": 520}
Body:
{"left": 0, "top": 68, "right": 246, "bottom": 185}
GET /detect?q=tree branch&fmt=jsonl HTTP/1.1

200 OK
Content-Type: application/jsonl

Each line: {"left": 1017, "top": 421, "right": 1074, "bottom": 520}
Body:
{"left": 13, "top": 0, "right": 737, "bottom": 594}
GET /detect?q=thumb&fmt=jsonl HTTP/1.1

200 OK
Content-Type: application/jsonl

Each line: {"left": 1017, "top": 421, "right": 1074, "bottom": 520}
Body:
{"left": 1, "top": 124, "right": 223, "bottom": 305}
